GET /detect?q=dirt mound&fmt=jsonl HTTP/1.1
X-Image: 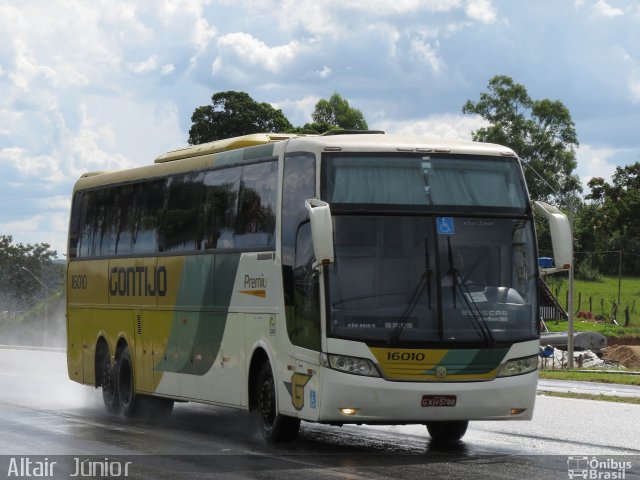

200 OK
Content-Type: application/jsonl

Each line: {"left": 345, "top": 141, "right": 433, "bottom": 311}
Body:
{"left": 603, "top": 345, "right": 640, "bottom": 368}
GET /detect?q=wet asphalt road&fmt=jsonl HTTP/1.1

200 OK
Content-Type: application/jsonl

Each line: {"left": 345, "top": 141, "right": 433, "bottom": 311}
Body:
{"left": 0, "top": 347, "right": 639, "bottom": 479}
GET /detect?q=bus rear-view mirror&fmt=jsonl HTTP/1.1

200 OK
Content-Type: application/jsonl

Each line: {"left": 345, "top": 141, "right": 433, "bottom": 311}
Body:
{"left": 305, "top": 198, "right": 335, "bottom": 270}
{"left": 534, "top": 201, "right": 572, "bottom": 272}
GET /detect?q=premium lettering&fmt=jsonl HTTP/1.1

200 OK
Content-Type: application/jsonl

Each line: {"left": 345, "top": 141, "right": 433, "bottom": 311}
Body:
{"left": 109, "top": 266, "right": 167, "bottom": 297}
{"left": 244, "top": 274, "right": 267, "bottom": 289}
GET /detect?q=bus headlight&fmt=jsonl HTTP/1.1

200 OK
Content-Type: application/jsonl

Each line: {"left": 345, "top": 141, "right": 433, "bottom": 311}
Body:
{"left": 496, "top": 355, "right": 538, "bottom": 377}
{"left": 323, "top": 354, "right": 381, "bottom": 377}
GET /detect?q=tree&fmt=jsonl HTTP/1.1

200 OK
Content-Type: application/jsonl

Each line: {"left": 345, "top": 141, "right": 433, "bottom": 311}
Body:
{"left": 584, "top": 163, "right": 640, "bottom": 275}
{"left": 0, "top": 235, "right": 61, "bottom": 315}
{"left": 304, "top": 93, "right": 368, "bottom": 134}
{"left": 188, "top": 91, "right": 293, "bottom": 145}
{"left": 463, "top": 75, "right": 581, "bottom": 202}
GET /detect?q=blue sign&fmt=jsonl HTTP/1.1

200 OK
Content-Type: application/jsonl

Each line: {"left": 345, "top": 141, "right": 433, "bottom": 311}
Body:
{"left": 310, "top": 390, "right": 317, "bottom": 409}
{"left": 437, "top": 217, "right": 455, "bottom": 235}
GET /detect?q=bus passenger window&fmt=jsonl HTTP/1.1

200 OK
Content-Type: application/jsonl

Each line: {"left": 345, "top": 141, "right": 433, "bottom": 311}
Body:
{"left": 162, "top": 172, "right": 204, "bottom": 252}
{"left": 235, "top": 161, "right": 277, "bottom": 249}
{"left": 132, "top": 179, "right": 166, "bottom": 254}
{"left": 201, "top": 167, "right": 240, "bottom": 250}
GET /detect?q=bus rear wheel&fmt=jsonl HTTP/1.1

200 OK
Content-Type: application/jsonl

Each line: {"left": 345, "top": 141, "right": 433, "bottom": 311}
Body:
{"left": 100, "top": 351, "right": 119, "bottom": 414}
{"left": 256, "top": 362, "right": 300, "bottom": 443}
{"left": 426, "top": 420, "right": 468, "bottom": 444}
{"left": 116, "top": 345, "right": 142, "bottom": 417}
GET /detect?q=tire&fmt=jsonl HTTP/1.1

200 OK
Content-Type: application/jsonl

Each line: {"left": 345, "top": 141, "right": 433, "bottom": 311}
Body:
{"left": 426, "top": 420, "right": 469, "bottom": 444}
{"left": 116, "top": 345, "right": 141, "bottom": 417}
{"left": 256, "top": 362, "right": 300, "bottom": 443}
{"left": 100, "top": 350, "right": 120, "bottom": 414}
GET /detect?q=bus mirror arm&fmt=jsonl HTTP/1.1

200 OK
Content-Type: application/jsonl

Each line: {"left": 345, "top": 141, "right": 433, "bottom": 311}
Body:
{"left": 305, "top": 199, "right": 335, "bottom": 270}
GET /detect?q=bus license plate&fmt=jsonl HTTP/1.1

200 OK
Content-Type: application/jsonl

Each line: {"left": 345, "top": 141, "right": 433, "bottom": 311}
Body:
{"left": 421, "top": 395, "right": 456, "bottom": 407}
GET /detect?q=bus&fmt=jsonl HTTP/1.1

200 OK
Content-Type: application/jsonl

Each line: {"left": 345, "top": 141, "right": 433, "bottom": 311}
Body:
{"left": 66, "top": 132, "right": 571, "bottom": 444}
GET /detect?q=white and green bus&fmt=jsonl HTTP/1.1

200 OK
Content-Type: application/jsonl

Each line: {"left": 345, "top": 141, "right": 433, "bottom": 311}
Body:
{"left": 66, "top": 132, "right": 570, "bottom": 443}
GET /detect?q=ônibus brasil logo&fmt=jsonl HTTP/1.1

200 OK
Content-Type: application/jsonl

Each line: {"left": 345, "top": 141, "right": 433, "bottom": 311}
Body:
{"left": 567, "top": 457, "right": 633, "bottom": 479}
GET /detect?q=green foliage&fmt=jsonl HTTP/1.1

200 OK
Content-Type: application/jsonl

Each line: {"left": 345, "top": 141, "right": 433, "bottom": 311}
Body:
{"left": 540, "top": 391, "right": 640, "bottom": 405}
{"left": 188, "top": 91, "right": 293, "bottom": 144}
{"left": 0, "top": 235, "right": 62, "bottom": 315}
{"left": 188, "top": 91, "right": 369, "bottom": 141}
{"left": 310, "top": 93, "right": 368, "bottom": 133}
{"left": 575, "top": 258, "right": 602, "bottom": 282}
{"left": 546, "top": 274, "right": 640, "bottom": 333}
{"left": 586, "top": 163, "right": 640, "bottom": 276}
{"left": 539, "top": 370, "right": 640, "bottom": 386}
{"left": 463, "top": 75, "right": 581, "bottom": 202}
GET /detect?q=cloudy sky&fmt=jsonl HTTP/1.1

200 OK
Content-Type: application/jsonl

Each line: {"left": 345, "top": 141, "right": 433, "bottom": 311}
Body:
{"left": 1, "top": 0, "right": 639, "bottom": 256}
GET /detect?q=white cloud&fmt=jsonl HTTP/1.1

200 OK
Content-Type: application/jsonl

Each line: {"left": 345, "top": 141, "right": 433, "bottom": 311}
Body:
{"left": 575, "top": 144, "right": 619, "bottom": 191}
{"left": 0, "top": 212, "right": 68, "bottom": 255}
{"left": 275, "top": 95, "right": 321, "bottom": 126}
{"left": 162, "top": 63, "right": 176, "bottom": 75}
{"left": 213, "top": 33, "right": 305, "bottom": 74}
{"left": 410, "top": 39, "right": 444, "bottom": 73}
{"left": 465, "top": 0, "right": 497, "bottom": 24}
{"left": 0, "top": 214, "right": 45, "bottom": 234}
{"left": 64, "top": 104, "right": 139, "bottom": 176}
{"left": 156, "top": 0, "right": 216, "bottom": 51}
{"left": 36, "top": 195, "right": 70, "bottom": 212}
{"left": 629, "top": 79, "right": 640, "bottom": 103}
{"left": 591, "top": 0, "right": 623, "bottom": 18}
{"left": 0, "top": 147, "right": 66, "bottom": 183}
{"left": 129, "top": 55, "right": 159, "bottom": 74}
{"left": 374, "top": 113, "right": 488, "bottom": 140}
{"left": 342, "top": 0, "right": 461, "bottom": 14}
{"left": 316, "top": 66, "right": 332, "bottom": 78}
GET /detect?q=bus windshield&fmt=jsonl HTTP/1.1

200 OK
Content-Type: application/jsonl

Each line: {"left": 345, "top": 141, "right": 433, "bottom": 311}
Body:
{"left": 322, "top": 152, "right": 536, "bottom": 346}
{"left": 323, "top": 153, "right": 527, "bottom": 209}
{"left": 326, "top": 216, "right": 538, "bottom": 345}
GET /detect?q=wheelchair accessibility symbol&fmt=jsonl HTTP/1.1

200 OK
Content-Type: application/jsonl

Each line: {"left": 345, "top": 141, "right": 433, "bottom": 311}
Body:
{"left": 437, "top": 217, "right": 455, "bottom": 235}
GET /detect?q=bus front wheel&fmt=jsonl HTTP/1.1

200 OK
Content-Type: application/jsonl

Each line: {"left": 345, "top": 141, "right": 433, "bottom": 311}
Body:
{"left": 426, "top": 420, "right": 468, "bottom": 444}
{"left": 256, "top": 362, "right": 300, "bottom": 443}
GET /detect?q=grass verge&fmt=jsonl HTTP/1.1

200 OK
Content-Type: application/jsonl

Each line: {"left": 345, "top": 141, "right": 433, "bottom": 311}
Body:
{"left": 539, "top": 370, "right": 640, "bottom": 386}
{"left": 539, "top": 391, "right": 640, "bottom": 405}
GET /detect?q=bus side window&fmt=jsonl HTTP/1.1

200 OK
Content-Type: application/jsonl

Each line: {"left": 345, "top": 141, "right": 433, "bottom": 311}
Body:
{"left": 282, "top": 153, "right": 318, "bottom": 350}
{"left": 200, "top": 167, "right": 240, "bottom": 250}
{"left": 112, "top": 185, "right": 135, "bottom": 255}
{"left": 235, "top": 160, "right": 277, "bottom": 249}
{"left": 132, "top": 179, "right": 167, "bottom": 254}
{"left": 162, "top": 172, "right": 204, "bottom": 252}
{"left": 68, "top": 192, "right": 84, "bottom": 258}
{"left": 292, "top": 222, "right": 321, "bottom": 351}
{"left": 77, "top": 191, "right": 95, "bottom": 257}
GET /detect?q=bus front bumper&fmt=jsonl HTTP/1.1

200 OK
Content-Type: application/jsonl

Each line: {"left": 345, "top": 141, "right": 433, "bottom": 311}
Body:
{"left": 317, "top": 369, "right": 537, "bottom": 424}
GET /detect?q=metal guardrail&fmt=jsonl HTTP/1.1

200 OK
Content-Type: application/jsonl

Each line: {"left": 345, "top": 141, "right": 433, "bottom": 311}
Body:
{"left": 0, "top": 344, "right": 65, "bottom": 353}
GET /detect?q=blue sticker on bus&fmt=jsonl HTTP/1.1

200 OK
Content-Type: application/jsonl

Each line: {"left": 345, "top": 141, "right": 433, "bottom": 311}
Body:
{"left": 437, "top": 217, "right": 455, "bottom": 235}
{"left": 310, "top": 390, "right": 317, "bottom": 409}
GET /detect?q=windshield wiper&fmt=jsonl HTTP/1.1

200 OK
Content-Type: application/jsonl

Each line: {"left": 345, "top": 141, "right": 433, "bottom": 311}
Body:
{"left": 389, "top": 237, "right": 432, "bottom": 344}
{"left": 446, "top": 237, "right": 495, "bottom": 346}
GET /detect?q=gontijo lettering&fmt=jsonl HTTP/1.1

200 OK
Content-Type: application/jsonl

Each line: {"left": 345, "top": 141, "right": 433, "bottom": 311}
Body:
{"left": 109, "top": 266, "right": 167, "bottom": 297}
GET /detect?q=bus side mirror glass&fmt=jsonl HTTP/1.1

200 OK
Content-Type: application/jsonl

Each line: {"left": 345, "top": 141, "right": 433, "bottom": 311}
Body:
{"left": 304, "top": 199, "right": 335, "bottom": 270}
{"left": 534, "top": 201, "right": 572, "bottom": 272}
